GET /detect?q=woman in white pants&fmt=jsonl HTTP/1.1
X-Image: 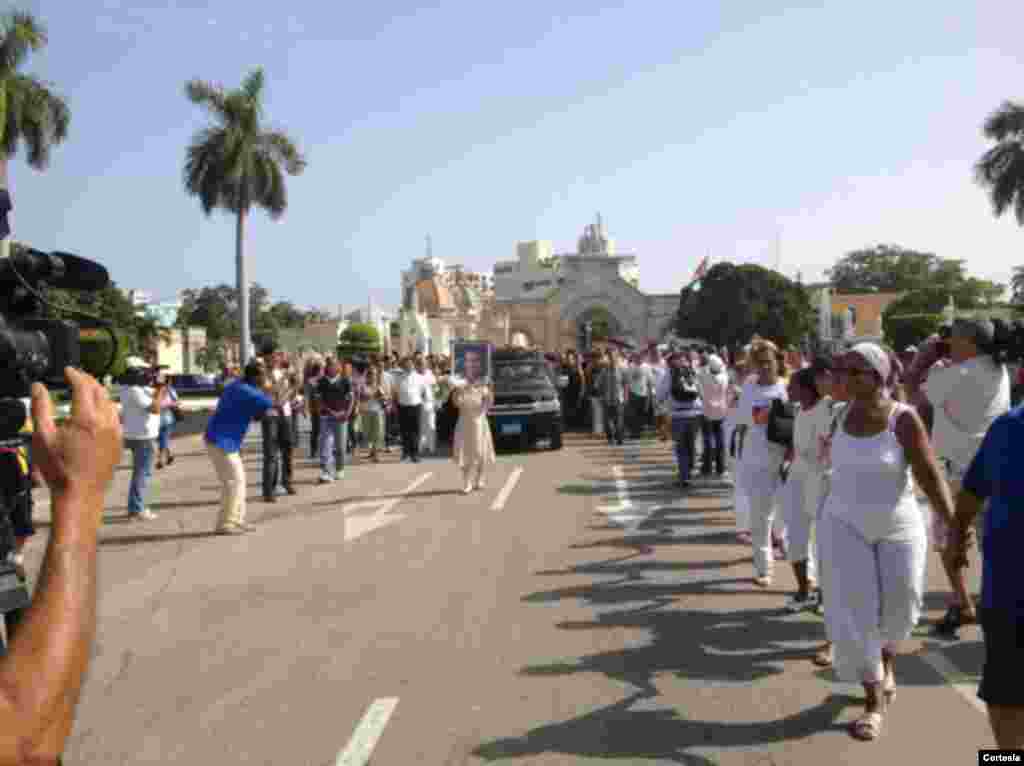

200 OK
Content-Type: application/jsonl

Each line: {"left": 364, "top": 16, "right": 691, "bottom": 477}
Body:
{"left": 734, "top": 340, "right": 788, "bottom": 586}
{"left": 727, "top": 353, "right": 753, "bottom": 542}
{"left": 819, "top": 344, "right": 955, "bottom": 741}
{"left": 780, "top": 367, "right": 832, "bottom": 612}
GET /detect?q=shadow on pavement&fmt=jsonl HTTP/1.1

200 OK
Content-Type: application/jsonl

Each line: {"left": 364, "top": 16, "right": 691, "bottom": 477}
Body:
{"left": 99, "top": 530, "right": 222, "bottom": 546}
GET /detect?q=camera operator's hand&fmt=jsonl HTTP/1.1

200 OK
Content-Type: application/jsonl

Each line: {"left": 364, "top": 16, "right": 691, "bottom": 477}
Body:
{"left": 31, "top": 367, "right": 123, "bottom": 506}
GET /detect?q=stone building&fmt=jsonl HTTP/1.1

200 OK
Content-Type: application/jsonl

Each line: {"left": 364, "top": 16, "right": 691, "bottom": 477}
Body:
{"left": 492, "top": 215, "right": 679, "bottom": 351}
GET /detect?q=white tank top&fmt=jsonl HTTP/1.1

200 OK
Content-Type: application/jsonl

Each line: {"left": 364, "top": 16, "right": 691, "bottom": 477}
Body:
{"left": 822, "top": 402, "right": 924, "bottom": 543}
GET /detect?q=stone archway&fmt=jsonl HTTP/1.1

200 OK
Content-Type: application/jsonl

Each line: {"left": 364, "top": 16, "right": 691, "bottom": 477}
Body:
{"left": 560, "top": 294, "right": 639, "bottom": 346}
{"left": 574, "top": 306, "right": 622, "bottom": 342}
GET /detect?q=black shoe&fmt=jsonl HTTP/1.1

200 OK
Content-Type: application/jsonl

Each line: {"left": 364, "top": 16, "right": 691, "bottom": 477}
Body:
{"left": 285, "top": 486, "right": 298, "bottom": 496}
{"left": 412, "top": 456, "right": 421, "bottom": 463}
{"left": 264, "top": 495, "right": 277, "bottom": 504}
{"left": 931, "top": 605, "right": 976, "bottom": 638}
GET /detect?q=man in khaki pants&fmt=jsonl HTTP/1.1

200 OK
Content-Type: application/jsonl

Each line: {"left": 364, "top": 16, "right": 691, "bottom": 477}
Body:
{"left": 204, "top": 360, "right": 274, "bottom": 534}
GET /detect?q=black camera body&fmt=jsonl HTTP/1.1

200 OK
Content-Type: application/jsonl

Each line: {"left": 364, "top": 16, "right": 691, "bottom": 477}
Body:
{"left": 0, "top": 248, "right": 111, "bottom": 620}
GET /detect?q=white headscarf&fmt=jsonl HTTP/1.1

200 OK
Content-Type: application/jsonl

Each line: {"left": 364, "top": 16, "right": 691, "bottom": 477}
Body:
{"left": 849, "top": 342, "right": 891, "bottom": 384}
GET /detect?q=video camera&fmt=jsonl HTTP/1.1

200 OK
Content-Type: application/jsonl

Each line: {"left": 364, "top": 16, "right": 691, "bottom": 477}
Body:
{"left": 0, "top": 246, "right": 112, "bottom": 620}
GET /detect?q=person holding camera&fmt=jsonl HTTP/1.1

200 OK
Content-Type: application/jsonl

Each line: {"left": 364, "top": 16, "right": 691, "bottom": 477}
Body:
{"left": 205, "top": 360, "right": 274, "bottom": 534}
{"left": 155, "top": 372, "right": 180, "bottom": 470}
{"left": 905, "top": 317, "right": 1011, "bottom": 638}
{"left": 0, "top": 368, "right": 122, "bottom": 764}
{"left": 261, "top": 350, "right": 298, "bottom": 502}
{"left": 119, "top": 357, "right": 165, "bottom": 521}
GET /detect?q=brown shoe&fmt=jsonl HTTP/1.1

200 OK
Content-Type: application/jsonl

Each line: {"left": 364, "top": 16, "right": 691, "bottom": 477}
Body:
{"left": 216, "top": 525, "right": 247, "bottom": 536}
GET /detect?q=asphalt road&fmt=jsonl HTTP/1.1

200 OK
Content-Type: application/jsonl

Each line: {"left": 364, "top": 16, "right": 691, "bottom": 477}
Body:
{"left": 18, "top": 423, "right": 992, "bottom": 765}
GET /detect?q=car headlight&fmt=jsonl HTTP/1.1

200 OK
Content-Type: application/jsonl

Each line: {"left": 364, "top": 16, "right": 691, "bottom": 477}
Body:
{"left": 534, "top": 398, "right": 561, "bottom": 412}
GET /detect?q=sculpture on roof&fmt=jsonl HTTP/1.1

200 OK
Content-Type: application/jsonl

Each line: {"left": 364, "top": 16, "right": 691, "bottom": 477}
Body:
{"left": 577, "top": 213, "right": 610, "bottom": 256}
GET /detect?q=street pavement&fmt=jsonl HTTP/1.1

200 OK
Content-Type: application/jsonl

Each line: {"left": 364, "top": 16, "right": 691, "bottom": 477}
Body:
{"left": 18, "top": 422, "right": 992, "bottom": 765}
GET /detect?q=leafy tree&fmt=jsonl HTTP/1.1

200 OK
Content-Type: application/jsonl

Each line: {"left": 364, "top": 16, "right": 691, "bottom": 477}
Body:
{"left": 266, "top": 301, "right": 307, "bottom": 329}
{"left": 195, "top": 342, "right": 227, "bottom": 373}
{"left": 881, "top": 290, "right": 948, "bottom": 351}
{"left": 337, "top": 322, "right": 381, "bottom": 358}
{"left": 183, "top": 68, "right": 306, "bottom": 366}
{"left": 0, "top": 11, "right": 69, "bottom": 257}
{"left": 676, "top": 262, "right": 813, "bottom": 349}
{"left": 977, "top": 102, "right": 1024, "bottom": 304}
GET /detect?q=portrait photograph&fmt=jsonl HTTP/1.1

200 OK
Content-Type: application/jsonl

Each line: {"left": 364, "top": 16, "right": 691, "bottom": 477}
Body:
{"left": 452, "top": 341, "right": 493, "bottom": 385}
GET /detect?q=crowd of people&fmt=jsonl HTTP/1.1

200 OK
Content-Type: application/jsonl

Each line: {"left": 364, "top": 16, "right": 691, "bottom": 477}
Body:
{"left": 10, "top": 317, "right": 1021, "bottom": 751}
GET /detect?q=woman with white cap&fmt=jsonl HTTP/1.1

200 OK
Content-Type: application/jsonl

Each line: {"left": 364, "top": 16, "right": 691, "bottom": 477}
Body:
{"left": 818, "top": 343, "right": 955, "bottom": 741}
{"left": 699, "top": 354, "right": 730, "bottom": 479}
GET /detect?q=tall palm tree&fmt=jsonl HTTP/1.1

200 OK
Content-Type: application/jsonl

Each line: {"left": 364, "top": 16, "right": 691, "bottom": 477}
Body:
{"left": 183, "top": 68, "right": 306, "bottom": 365}
{"left": 0, "top": 11, "right": 70, "bottom": 257}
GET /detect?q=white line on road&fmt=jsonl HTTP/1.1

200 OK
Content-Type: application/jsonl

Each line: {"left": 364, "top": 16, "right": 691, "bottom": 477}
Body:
{"left": 919, "top": 648, "right": 987, "bottom": 715}
{"left": 612, "top": 465, "right": 632, "bottom": 510}
{"left": 490, "top": 466, "right": 524, "bottom": 511}
{"left": 343, "top": 473, "right": 433, "bottom": 541}
{"left": 335, "top": 697, "right": 399, "bottom": 766}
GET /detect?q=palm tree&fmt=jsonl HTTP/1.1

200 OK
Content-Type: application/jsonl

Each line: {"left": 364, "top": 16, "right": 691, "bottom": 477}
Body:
{"left": 183, "top": 68, "right": 306, "bottom": 366}
{"left": 0, "top": 11, "right": 70, "bottom": 257}
{"left": 1012, "top": 265, "right": 1024, "bottom": 304}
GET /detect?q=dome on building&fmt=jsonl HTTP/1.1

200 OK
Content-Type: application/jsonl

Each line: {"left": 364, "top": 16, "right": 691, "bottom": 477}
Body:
{"left": 415, "top": 277, "right": 455, "bottom": 315}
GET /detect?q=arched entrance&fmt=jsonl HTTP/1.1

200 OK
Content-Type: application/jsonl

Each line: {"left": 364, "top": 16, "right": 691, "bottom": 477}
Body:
{"left": 575, "top": 306, "right": 622, "bottom": 343}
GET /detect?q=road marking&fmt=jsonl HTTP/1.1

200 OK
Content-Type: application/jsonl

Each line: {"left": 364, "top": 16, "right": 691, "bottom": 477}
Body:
{"left": 919, "top": 648, "right": 987, "bottom": 714}
{"left": 612, "top": 465, "right": 632, "bottom": 510}
{"left": 490, "top": 466, "right": 524, "bottom": 511}
{"left": 335, "top": 697, "right": 399, "bottom": 766}
{"left": 344, "top": 473, "right": 432, "bottom": 541}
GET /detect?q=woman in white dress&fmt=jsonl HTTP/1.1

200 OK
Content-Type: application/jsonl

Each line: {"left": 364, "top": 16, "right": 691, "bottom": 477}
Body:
{"left": 452, "top": 380, "right": 496, "bottom": 493}
{"left": 734, "top": 340, "right": 789, "bottom": 586}
{"left": 818, "top": 343, "right": 955, "bottom": 741}
{"left": 779, "top": 367, "right": 831, "bottom": 612}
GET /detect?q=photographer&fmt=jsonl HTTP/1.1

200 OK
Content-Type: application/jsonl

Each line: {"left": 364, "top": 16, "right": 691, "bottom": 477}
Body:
{"left": 905, "top": 317, "right": 1012, "bottom": 638}
{"left": 0, "top": 369, "right": 122, "bottom": 764}
{"left": 118, "top": 357, "right": 165, "bottom": 521}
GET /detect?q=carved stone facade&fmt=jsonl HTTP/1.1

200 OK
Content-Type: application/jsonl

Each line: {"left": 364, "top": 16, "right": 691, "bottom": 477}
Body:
{"left": 492, "top": 216, "right": 679, "bottom": 351}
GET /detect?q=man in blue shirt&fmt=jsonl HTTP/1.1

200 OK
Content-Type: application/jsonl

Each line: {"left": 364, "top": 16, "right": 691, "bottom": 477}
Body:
{"left": 947, "top": 405, "right": 1024, "bottom": 749}
{"left": 205, "top": 360, "right": 274, "bottom": 535}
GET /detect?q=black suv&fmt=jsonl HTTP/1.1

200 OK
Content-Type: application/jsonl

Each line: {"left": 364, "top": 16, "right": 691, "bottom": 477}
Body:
{"left": 487, "top": 349, "right": 563, "bottom": 450}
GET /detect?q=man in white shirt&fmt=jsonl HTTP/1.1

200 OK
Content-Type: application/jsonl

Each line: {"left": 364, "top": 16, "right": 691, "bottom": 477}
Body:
{"left": 394, "top": 356, "right": 428, "bottom": 463}
{"left": 119, "top": 357, "right": 165, "bottom": 521}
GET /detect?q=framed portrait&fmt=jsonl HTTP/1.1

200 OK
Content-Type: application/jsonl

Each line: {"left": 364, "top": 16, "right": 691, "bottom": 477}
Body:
{"left": 451, "top": 340, "right": 493, "bottom": 385}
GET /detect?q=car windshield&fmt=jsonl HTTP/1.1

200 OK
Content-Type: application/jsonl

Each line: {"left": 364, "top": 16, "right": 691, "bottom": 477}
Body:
{"left": 495, "top": 363, "right": 550, "bottom": 385}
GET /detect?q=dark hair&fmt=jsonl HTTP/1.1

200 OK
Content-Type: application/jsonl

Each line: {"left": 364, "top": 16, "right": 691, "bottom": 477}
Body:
{"left": 809, "top": 354, "right": 834, "bottom": 374}
{"left": 986, "top": 318, "right": 1024, "bottom": 365}
{"left": 791, "top": 367, "right": 821, "bottom": 404}
{"left": 243, "top": 360, "right": 263, "bottom": 384}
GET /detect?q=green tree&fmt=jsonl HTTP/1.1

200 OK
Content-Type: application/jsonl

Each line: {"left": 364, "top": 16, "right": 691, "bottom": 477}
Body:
{"left": 676, "top": 262, "right": 813, "bottom": 349}
{"left": 0, "top": 11, "right": 70, "bottom": 257}
{"left": 881, "top": 290, "right": 948, "bottom": 351}
{"left": 183, "top": 68, "right": 306, "bottom": 366}
{"left": 337, "top": 322, "right": 381, "bottom": 358}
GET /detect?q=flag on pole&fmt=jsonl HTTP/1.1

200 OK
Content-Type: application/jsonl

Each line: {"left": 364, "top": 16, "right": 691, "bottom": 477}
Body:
{"left": 691, "top": 256, "right": 710, "bottom": 284}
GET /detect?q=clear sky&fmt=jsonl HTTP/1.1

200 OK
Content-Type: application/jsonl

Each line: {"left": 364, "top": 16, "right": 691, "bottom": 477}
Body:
{"left": 12, "top": 1, "right": 1024, "bottom": 311}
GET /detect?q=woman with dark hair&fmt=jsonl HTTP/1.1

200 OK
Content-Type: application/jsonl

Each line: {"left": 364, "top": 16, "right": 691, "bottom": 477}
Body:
{"left": 818, "top": 343, "right": 954, "bottom": 740}
{"left": 780, "top": 367, "right": 831, "bottom": 612}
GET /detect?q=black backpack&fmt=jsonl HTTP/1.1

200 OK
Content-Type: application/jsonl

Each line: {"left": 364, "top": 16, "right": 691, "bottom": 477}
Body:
{"left": 670, "top": 366, "right": 699, "bottom": 402}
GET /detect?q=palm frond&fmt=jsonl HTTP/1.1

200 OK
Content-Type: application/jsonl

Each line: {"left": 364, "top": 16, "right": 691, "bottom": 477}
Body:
{"left": 0, "top": 11, "right": 45, "bottom": 75}
{"left": 259, "top": 129, "right": 306, "bottom": 175}
{"left": 975, "top": 142, "right": 1024, "bottom": 224}
{"left": 185, "top": 78, "right": 228, "bottom": 121}
{"left": 982, "top": 101, "right": 1024, "bottom": 142}
{"left": 3, "top": 73, "right": 69, "bottom": 167}
{"left": 241, "top": 67, "right": 265, "bottom": 104}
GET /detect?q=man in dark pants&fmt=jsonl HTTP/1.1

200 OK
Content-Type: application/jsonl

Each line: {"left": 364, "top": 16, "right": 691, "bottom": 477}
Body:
{"left": 394, "top": 356, "right": 427, "bottom": 463}
{"left": 261, "top": 351, "right": 297, "bottom": 502}
{"left": 596, "top": 350, "right": 626, "bottom": 446}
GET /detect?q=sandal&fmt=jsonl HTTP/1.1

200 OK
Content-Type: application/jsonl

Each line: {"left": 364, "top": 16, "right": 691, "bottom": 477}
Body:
{"left": 850, "top": 711, "right": 884, "bottom": 741}
{"left": 812, "top": 643, "right": 834, "bottom": 667}
{"left": 884, "top": 668, "right": 896, "bottom": 703}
